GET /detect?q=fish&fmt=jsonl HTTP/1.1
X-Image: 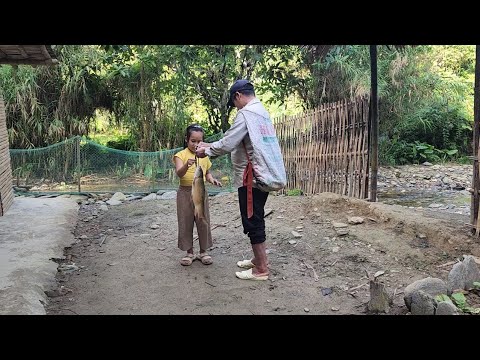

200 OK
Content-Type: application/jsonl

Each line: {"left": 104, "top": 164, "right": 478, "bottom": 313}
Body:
{"left": 192, "top": 159, "right": 207, "bottom": 223}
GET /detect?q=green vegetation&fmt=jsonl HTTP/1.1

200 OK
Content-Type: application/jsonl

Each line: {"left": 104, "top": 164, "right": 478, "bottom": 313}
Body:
{"left": 0, "top": 45, "right": 476, "bottom": 167}
{"left": 286, "top": 188, "right": 303, "bottom": 196}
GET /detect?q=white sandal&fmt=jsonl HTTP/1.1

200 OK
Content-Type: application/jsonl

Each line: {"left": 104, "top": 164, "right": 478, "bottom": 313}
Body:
{"left": 237, "top": 259, "right": 255, "bottom": 269}
{"left": 235, "top": 268, "right": 268, "bottom": 281}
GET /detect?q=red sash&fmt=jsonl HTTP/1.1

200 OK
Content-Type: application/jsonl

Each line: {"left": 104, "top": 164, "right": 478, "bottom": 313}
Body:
{"left": 242, "top": 141, "right": 254, "bottom": 219}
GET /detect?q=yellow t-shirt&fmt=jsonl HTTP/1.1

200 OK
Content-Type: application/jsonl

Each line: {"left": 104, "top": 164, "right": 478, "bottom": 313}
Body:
{"left": 173, "top": 148, "right": 212, "bottom": 186}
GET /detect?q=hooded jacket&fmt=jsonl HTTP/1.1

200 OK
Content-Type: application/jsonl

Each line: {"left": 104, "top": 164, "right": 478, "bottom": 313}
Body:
{"left": 206, "top": 98, "right": 270, "bottom": 189}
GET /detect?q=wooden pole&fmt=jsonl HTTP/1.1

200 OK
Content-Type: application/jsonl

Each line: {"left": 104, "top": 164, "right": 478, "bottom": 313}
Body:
{"left": 472, "top": 45, "right": 480, "bottom": 234}
{"left": 369, "top": 45, "right": 378, "bottom": 202}
{"left": 76, "top": 137, "right": 81, "bottom": 193}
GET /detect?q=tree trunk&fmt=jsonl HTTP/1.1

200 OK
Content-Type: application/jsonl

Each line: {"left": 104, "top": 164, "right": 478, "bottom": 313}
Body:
{"left": 367, "top": 279, "right": 391, "bottom": 314}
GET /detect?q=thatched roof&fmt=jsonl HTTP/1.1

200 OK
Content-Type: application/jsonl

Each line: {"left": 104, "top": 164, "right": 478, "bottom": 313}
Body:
{"left": 0, "top": 45, "right": 58, "bottom": 65}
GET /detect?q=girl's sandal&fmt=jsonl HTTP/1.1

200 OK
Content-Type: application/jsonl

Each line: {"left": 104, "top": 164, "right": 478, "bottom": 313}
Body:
{"left": 180, "top": 253, "right": 196, "bottom": 266}
{"left": 197, "top": 253, "right": 213, "bottom": 265}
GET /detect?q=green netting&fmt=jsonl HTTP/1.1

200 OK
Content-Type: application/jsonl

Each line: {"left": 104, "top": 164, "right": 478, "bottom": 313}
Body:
{"left": 10, "top": 133, "right": 234, "bottom": 194}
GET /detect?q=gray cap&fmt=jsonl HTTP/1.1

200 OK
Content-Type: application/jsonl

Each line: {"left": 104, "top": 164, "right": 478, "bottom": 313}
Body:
{"left": 227, "top": 79, "right": 254, "bottom": 107}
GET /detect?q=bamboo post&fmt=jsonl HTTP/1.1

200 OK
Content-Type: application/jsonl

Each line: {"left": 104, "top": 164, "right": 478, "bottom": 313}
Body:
{"left": 472, "top": 45, "right": 480, "bottom": 234}
{"left": 76, "top": 136, "right": 81, "bottom": 193}
{"left": 369, "top": 45, "right": 378, "bottom": 202}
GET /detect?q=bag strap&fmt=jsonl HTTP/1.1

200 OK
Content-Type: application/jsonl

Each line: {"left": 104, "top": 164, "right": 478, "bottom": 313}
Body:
{"left": 242, "top": 141, "right": 254, "bottom": 219}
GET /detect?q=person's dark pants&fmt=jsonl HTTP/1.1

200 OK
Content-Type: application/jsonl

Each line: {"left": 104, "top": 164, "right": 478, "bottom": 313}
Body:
{"left": 238, "top": 186, "right": 269, "bottom": 245}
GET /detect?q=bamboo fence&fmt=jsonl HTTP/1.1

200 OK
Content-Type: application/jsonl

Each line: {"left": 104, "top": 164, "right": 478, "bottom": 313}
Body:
{"left": 274, "top": 96, "right": 370, "bottom": 198}
{"left": 0, "top": 95, "right": 14, "bottom": 215}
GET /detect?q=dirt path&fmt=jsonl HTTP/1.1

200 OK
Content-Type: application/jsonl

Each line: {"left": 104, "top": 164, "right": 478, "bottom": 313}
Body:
{"left": 46, "top": 192, "right": 479, "bottom": 315}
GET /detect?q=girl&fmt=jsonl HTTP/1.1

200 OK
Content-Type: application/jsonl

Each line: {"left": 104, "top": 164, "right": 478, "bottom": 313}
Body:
{"left": 173, "top": 124, "right": 222, "bottom": 266}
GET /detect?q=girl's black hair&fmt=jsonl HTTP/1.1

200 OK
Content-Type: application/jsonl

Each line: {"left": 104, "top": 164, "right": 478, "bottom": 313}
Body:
{"left": 184, "top": 123, "right": 204, "bottom": 148}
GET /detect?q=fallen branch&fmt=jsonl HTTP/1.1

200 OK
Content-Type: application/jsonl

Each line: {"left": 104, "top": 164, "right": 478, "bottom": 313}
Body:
{"left": 349, "top": 282, "right": 369, "bottom": 292}
{"left": 205, "top": 281, "right": 216, "bottom": 287}
{"left": 99, "top": 235, "right": 107, "bottom": 247}
{"left": 436, "top": 260, "right": 457, "bottom": 268}
{"left": 264, "top": 209, "right": 274, "bottom": 218}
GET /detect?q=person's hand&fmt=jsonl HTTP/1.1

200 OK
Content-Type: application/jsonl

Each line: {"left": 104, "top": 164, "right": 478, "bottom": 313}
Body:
{"left": 186, "top": 158, "right": 196, "bottom": 167}
{"left": 197, "top": 142, "right": 210, "bottom": 148}
{"left": 196, "top": 147, "right": 207, "bottom": 158}
{"left": 211, "top": 179, "right": 222, "bottom": 187}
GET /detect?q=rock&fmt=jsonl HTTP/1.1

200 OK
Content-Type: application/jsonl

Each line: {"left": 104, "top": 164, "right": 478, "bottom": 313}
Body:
{"left": 110, "top": 192, "right": 127, "bottom": 201}
{"left": 332, "top": 246, "right": 340, "bottom": 253}
{"left": 447, "top": 262, "right": 466, "bottom": 294}
{"left": 125, "top": 195, "right": 143, "bottom": 201}
{"left": 333, "top": 222, "right": 349, "bottom": 236}
{"left": 291, "top": 231, "right": 303, "bottom": 238}
{"left": 288, "top": 240, "right": 297, "bottom": 245}
{"left": 100, "top": 204, "right": 109, "bottom": 212}
{"left": 141, "top": 193, "right": 158, "bottom": 201}
{"left": 435, "top": 301, "right": 459, "bottom": 315}
{"left": 58, "top": 263, "right": 79, "bottom": 274}
{"left": 150, "top": 224, "right": 160, "bottom": 229}
{"left": 422, "top": 162, "right": 433, "bottom": 166}
{"left": 159, "top": 191, "right": 177, "bottom": 200}
{"left": 304, "top": 307, "right": 310, "bottom": 313}
{"left": 463, "top": 255, "right": 480, "bottom": 289}
{"left": 404, "top": 277, "right": 447, "bottom": 310}
{"left": 106, "top": 199, "right": 122, "bottom": 206}
{"left": 347, "top": 217, "right": 364, "bottom": 225}
{"left": 411, "top": 290, "right": 436, "bottom": 315}
{"left": 321, "top": 287, "right": 333, "bottom": 296}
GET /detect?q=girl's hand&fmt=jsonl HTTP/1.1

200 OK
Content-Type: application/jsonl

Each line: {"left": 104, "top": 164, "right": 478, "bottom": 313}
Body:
{"left": 186, "top": 158, "right": 196, "bottom": 167}
{"left": 211, "top": 179, "right": 222, "bottom": 187}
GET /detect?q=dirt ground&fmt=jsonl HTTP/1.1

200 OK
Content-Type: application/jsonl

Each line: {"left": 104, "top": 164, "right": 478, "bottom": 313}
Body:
{"left": 45, "top": 191, "right": 480, "bottom": 315}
